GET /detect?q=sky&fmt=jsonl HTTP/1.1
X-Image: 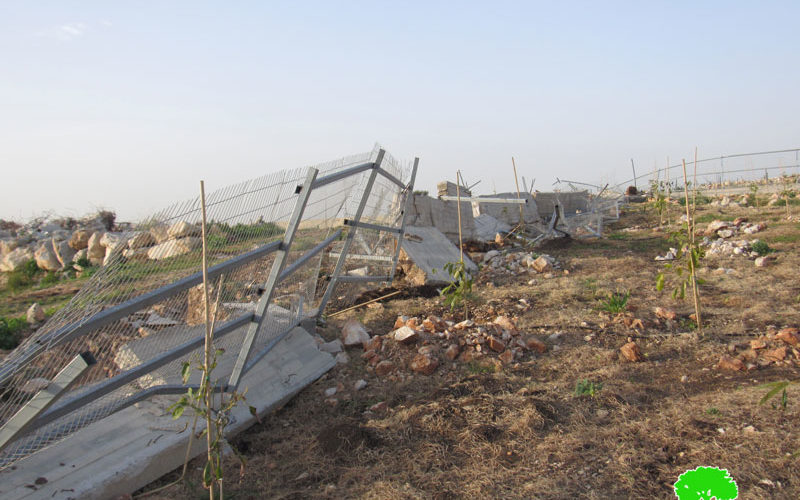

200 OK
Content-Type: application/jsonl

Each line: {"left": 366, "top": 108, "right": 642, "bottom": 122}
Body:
{"left": 1, "top": 1, "right": 799, "bottom": 222}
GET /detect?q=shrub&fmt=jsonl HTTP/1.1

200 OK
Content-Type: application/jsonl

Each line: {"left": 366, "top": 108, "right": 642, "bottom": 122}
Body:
{"left": 598, "top": 291, "right": 630, "bottom": 314}
{"left": 40, "top": 271, "right": 59, "bottom": 286}
{"left": 74, "top": 255, "right": 91, "bottom": 268}
{"left": 751, "top": 240, "right": 774, "bottom": 256}
{"left": 6, "top": 271, "right": 31, "bottom": 292}
{"left": 0, "top": 316, "right": 26, "bottom": 350}
{"left": 21, "top": 259, "right": 40, "bottom": 279}
{"left": 575, "top": 379, "right": 603, "bottom": 397}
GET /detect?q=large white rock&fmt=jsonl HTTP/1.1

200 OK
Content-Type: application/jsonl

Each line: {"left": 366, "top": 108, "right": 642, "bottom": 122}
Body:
{"left": 149, "top": 225, "right": 171, "bottom": 244}
{"left": 0, "top": 238, "right": 20, "bottom": 256}
{"left": 0, "top": 246, "right": 33, "bottom": 272}
{"left": 52, "top": 238, "right": 76, "bottom": 268}
{"left": 68, "top": 230, "right": 91, "bottom": 250}
{"left": 128, "top": 231, "right": 156, "bottom": 249}
{"left": 26, "top": 302, "right": 45, "bottom": 324}
{"left": 87, "top": 231, "right": 106, "bottom": 265}
{"left": 167, "top": 221, "right": 200, "bottom": 239}
{"left": 34, "top": 242, "right": 61, "bottom": 271}
{"left": 341, "top": 319, "right": 370, "bottom": 347}
{"left": 147, "top": 237, "right": 201, "bottom": 260}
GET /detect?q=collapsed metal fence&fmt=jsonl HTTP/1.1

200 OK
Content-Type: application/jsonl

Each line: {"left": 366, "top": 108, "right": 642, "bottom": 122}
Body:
{"left": 0, "top": 145, "right": 416, "bottom": 469}
{"left": 611, "top": 148, "right": 800, "bottom": 195}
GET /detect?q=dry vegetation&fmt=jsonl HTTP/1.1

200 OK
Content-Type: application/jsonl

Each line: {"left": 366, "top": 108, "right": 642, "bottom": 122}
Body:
{"left": 131, "top": 201, "right": 799, "bottom": 498}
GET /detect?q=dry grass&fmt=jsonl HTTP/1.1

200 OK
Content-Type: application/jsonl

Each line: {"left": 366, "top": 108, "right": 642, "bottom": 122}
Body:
{"left": 140, "top": 202, "right": 800, "bottom": 499}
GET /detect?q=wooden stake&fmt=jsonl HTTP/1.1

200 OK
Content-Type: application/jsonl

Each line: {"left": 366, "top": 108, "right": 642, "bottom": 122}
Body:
{"left": 328, "top": 290, "right": 403, "bottom": 318}
{"left": 199, "top": 180, "right": 215, "bottom": 500}
{"left": 456, "top": 171, "right": 464, "bottom": 265}
{"left": 511, "top": 157, "right": 525, "bottom": 229}
{"left": 681, "top": 161, "right": 702, "bottom": 332}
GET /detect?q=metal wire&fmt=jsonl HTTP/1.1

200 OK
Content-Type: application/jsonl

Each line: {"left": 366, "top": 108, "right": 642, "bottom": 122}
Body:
{"left": 0, "top": 144, "right": 411, "bottom": 469}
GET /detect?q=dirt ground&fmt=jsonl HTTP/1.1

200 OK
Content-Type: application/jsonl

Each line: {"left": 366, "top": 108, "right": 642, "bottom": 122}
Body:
{"left": 137, "top": 201, "right": 800, "bottom": 499}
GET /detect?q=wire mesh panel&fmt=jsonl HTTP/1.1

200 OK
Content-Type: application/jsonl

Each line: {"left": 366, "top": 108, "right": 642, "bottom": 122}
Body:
{"left": 0, "top": 144, "right": 412, "bottom": 469}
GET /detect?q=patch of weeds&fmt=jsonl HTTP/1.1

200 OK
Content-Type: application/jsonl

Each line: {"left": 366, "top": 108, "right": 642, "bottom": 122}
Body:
{"left": 772, "top": 233, "right": 800, "bottom": 244}
{"left": 598, "top": 291, "right": 629, "bottom": 314}
{"left": 74, "top": 255, "right": 92, "bottom": 268}
{"left": 574, "top": 379, "right": 603, "bottom": 397}
{"left": 607, "top": 232, "right": 628, "bottom": 240}
{"left": 466, "top": 361, "right": 496, "bottom": 375}
{"left": 694, "top": 213, "right": 734, "bottom": 224}
{"left": 705, "top": 407, "right": 721, "bottom": 416}
{"left": 40, "top": 271, "right": 60, "bottom": 286}
{"left": 751, "top": 240, "right": 774, "bottom": 256}
{"left": 679, "top": 318, "right": 698, "bottom": 331}
{"left": 0, "top": 316, "right": 26, "bottom": 349}
{"left": 760, "top": 380, "right": 797, "bottom": 411}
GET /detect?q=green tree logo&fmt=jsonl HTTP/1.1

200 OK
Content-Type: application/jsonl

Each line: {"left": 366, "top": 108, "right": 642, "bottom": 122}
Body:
{"left": 674, "top": 466, "right": 738, "bottom": 500}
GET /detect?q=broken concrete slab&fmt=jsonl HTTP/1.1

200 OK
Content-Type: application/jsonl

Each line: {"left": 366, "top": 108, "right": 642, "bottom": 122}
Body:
{"left": 474, "top": 214, "right": 512, "bottom": 241}
{"left": 1, "top": 326, "right": 334, "bottom": 500}
{"left": 404, "top": 194, "right": 477, "bottom": 244}
{"left": 474, "top": 193, "right": 542, "bottom": 226}
{"left": 397, "top": 226, "right": 478, "bottom": 285}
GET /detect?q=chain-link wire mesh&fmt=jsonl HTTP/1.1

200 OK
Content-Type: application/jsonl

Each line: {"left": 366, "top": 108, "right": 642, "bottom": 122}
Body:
{"left": 610, "top": 148, "right": 800, "bottom": 196}
{"left": 0, "top": 144, "right": 411, "bottom": 469}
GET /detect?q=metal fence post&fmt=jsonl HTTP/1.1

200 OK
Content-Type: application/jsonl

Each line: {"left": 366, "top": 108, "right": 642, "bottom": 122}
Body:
{"left": 389, "top": 157, "right": 418, "bottom": 281}
{"left": 316, "top": 150, "right": 385, "bottom": 316}
{"left": 228, "top": 167, "right": 318, "bottom": 390}
{"left": 0, "top": 352, "right": 95, "bottom": 454}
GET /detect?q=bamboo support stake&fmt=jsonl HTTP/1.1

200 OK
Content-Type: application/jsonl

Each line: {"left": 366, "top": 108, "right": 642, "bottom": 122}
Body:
{"left": 511, "top": 157, "right": 525, "bottom": 229}
{"left": 681, "top": 161, "right": 702, "bottom": 332}
{"left": 199, "top": 180, "right": 215, "bottom": 500}
{"left": 328, "top": 290, "right": 402, "bottom": 318}
{"left": 456, "top": 171, "right": 464, "bottom": 265}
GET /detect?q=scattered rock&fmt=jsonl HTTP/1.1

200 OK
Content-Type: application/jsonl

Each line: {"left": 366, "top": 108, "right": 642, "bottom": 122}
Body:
{"left": 499, "top": 349, "right": 514, "bottom": 364}
{"left": 776, "top": 327, "right": 800, "bottom": 347}
{"left": 374, "top": 360, "right": 396, "bottom": 376}
{"left": 487, "top": 336, "right": 506, "bottom": 353}
{"left": 717, "top": 355, "right": 745, "bottom": 371}
{"left": 393, "top": 316, "right": 409, "bottom": 329}
{"left": 0, "top": 247, "right": 34, "bottom": 272}
{"left": 410, "top": 353, "right": 439, "bottom": 375}
{"left": 750, "top": 339, "right": 767, "bottom": 350}
{"left": 20, "top": 378, "right": 51, "bottom": 394}
{"left": 523, "top": 335, "right": 547, "bottom": 353}
{"left": 341, "top": 319, "right": 370, "bottom": 347}
{"left": 392, "top": 326, "right": 419, "bottom": 345}
{"left": 324, "top": 387, "right": 337, "bottom": 397}
{"left": 319, "top": 339, "right": 343, "bottom": 354}
{"left": 368, "top": 401, "right": 388, "bottom": 413}
{"left": 531, "top": 256, "right": 551, "bottom": 273}
{"left": 494, "top": 316, "right": 518, "bottom": 335}
{"left": 654, "top": 307, "right": 677, "bottom": 321}
{"left": 354, "top": 379, "right": 367, "bottom": 391}
{"left": 754, "top": 256, "right": 769, "bottom": 268}
{"left": 26, "top": 303, "right": 45, "bottom": 324}
{"left": 762, "top": 347, "right": 787, "bottom": 363}
{"left": 335, "top": 352, "right": 350, "bottom": 365}
{"left": 620, "top": 342, "right": 644, "bottom": 362}
{"left": 444, "top": 344, "right": 461, "bottom": 360}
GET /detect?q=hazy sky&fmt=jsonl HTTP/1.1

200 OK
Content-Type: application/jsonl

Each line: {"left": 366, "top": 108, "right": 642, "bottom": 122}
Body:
{"left": 2, "top": 1, "right": 799, "bottom": 221}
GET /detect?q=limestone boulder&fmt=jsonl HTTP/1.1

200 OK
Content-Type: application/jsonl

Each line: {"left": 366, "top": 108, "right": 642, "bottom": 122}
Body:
{"left": 34, "top": 242, "right": 61, "bottom": 271}
{"left": 168, "top": 221, "right": 200, "bottom": 239}
{"left": 0, "top": 247, "right": 33, "bottom": 272}
{"left": 87, "top": 232, "right": 106, "bottom": 265}
{"left": 127, "top": 231, "right": 156, "bottom": 249}
{"left": 52, "top": 238, "right": 76, "bottom": 268}
{"left": 26, "top": 303, "right": 45, "bottom": 324}
{"left": 149, "top": 225, "right": 171, "bottom": 244}
{"left": 68, "top": 230, "right": 91, "bottom": 250}
{"left": 101, "top": 233, "right": 129, "bottom": 266}
{"left": 147, "top": 237, "right": 201, "bottom": 260}
{"left": 0, "top": 238, "right": 20, "bottom": 256}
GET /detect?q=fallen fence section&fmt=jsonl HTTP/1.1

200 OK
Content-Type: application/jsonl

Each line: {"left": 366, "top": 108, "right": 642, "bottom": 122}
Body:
{"left": 0, "top": 144, "right": 416, "bottom": 492}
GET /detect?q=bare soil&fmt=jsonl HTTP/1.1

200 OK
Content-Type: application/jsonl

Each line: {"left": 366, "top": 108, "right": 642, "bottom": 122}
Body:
{"left": 131, "top": 202, "right": 800, "bottom": 498}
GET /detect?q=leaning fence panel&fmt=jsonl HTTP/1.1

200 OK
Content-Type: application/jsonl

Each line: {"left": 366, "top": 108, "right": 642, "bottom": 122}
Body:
{"left": 0, "top": 145, "right": 413, "bottom": 470}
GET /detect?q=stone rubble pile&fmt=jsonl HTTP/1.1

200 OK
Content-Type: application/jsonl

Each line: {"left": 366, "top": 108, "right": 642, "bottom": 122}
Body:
{"left": 317, "top": 314, "right": 549, "bottom": 386}
{"left": 654, "top": 218, "right": 767, "bottom": 261}
{"left": 717, "top": 326, "right": 800, "bottom": 371}
{"left": 0, "top": 213, "right": 203, "bottom": 273}
{"left": 480, "top": 250, "right": 561, "bottom": 276}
